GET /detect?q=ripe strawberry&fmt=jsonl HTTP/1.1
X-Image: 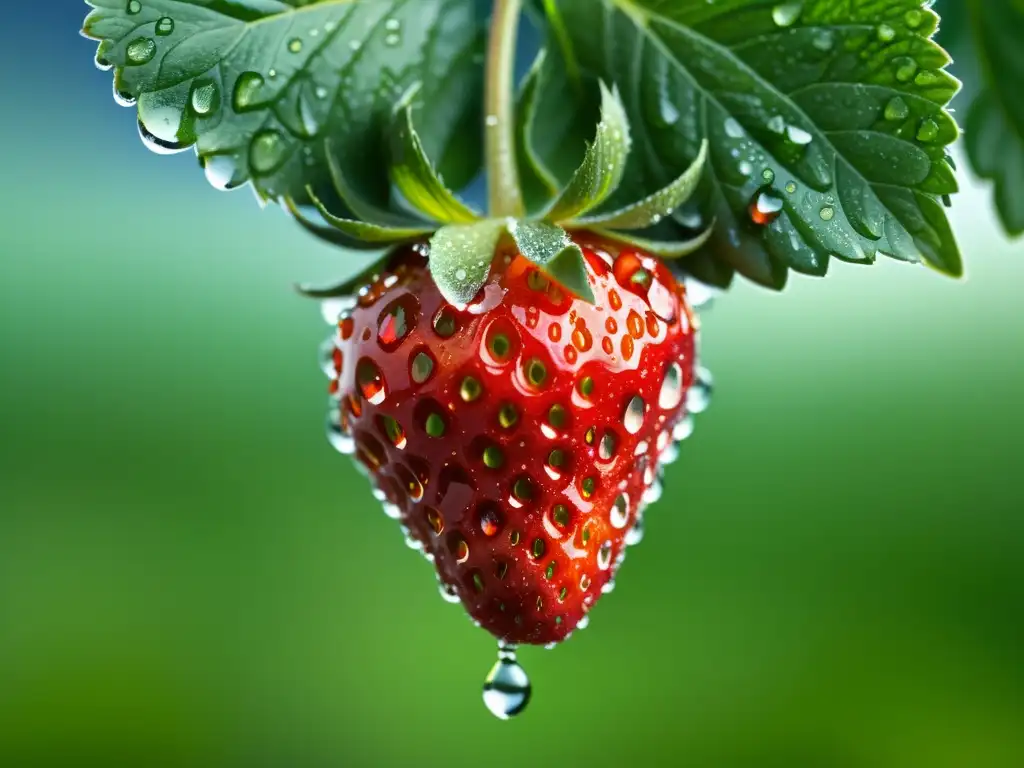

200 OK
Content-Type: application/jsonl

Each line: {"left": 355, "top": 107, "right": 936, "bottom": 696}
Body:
{"left": 325, "top": 234, "right": 700, "bottom": 645}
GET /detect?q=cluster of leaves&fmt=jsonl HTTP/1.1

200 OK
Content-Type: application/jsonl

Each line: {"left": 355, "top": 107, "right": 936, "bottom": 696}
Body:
{"left": 81, "top": 0, "right": 1018, "bottom": 294}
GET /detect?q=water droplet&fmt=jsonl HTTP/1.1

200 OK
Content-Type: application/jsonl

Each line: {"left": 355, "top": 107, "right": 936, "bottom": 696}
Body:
{"left": 687, "top": 367, "right": 713, "bottom": 414}
{"left": 249, "top": 129, "right": 285, "bottom": 174}
{"left": 904, "top": 9, "right": 923, "bottom": 28}
{"left": 201, "top": 153, "right": 244, "bottom": 191}
{"left": 126, "top": 0, "right": 141, "bottom": 14}
{"left": 767, "top": 114, "right": 786, "bottom": 134}
{"left": 326, "top": 410, "right": 354, "bottom": 455}
{"left": 126, "top": 37, "right": 156, "bottom": 65}
{"left": 439, "top": 581, "right": 460, "bottom": 603}
{"left": 288, "top": 37, "right": 303, "bottom": 53}
{"left": 786, "top": 125, "right": 812, "bottom": 145}
{"left": 356, "top": 359, "right": 387, "bottom": 405}
{"left": 189, "top": 80, "right": 220, "bottom": 116}
{"left": 598, "top": 541, "right": 613, "bottom": 570}
{"left": 812, "top": 30, "right": 834, "bottom": 51}
{"left": 876, "top": 23, "right": 895, "bottom": 42}
{"left": 623, "top": 396, "right": 645, "bottom": 435}
{"left": 483, "top": 644, "right": 531, "bottom": 721}
{"left": 315, "top": 85, "right": 329, "bottom": 100}
{"left": 884, "top": 96, "right": 909, "bottom": 122}
{"left": 762, "top": 168, "right": 776, "bottom": 184}
{"left": 785, "top": 181, "right": 797, "bottom": 194}
{"left": 724, "top": 117, "right": 744, "bottom": 138}
{"left": 386, "top": 18, "right": 401, "bottom": 31}
{"left": 479, "top": 505, "right": 503, "bottom": 537}
{"left": 738, "top": 160, "right": 754, "bottom": 177}
{"left": 378, "top": 297, "right": 417, "bottom": 349}
{"left": 155, "top": 16, "right": 175, "bottom": 36}
{"left": 598, "top": 431, "right": 618, "bottom": 461}
{"left": 138, "top": 119, "right": 188, "bottom": 155}
{"left": 771, "top": 1, "right": 803, "bottom": 27}
{"left": 485, "top": 114, "right": 499, "bottom": 127}
{"left": 916, "top": 118, "right": 939, "bottom": 142}
{"left": 749, "top": 186, "right": 785, "bottom": 226}
{"left": 233, "top": 72, "right": 266, "bottom": 112}
{"left": 658, "top": 362, "right": 684, "bottom": 410}
{"left": 626, "top": 516, "right": 645, "bottom": 546}
{"left": 819, "top": 205, "right": 835, "bottom": 221}
{"left": 894, "top": 57, "right": 918, "bottom": 83}
{"left": 673, "top": 415, "right": 695, "bottom": 442}
{"left": 385, "top": 33, "right": 401, "bottom": 46}
{"left": 610, "top": 494, "right": 630, "bottom": 529}
{"left": 410, "top": 350, "right": 434, "bottom": 384}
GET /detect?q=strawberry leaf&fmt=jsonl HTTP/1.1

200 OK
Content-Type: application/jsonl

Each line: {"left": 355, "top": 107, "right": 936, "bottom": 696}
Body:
{"left": 587, "top": 225, "right": 713, "bottom": 260}
{"left": 509, "top": 220, "right": 596, "bottom": 302}
{"left": 516, "top": 51, "right": 561, "bottom": 215}
{"left": 82, "top": 0, "right": 484, "bottom": 209}
{"left": 543, "top": 0, "right": 962, "bottom": 288}
{"left": 543, "top": 83, "right": 633, "bottom": 223}
{"left": 428, "top": 220, "right": 507, "bottom": 306}
{"left": 390, "top": 89, "right": 481, "bottom": 224}
{"left": 964, "top": 0, "right": 1024, "bottom": 238}
{"left": 307, "top": 188, "right": 433, "bottom": 244}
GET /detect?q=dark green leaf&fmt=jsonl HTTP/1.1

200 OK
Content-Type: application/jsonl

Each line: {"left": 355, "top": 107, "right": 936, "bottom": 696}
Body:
{"left": 586, "top": 225, "right": 714, "bottom": 260}
{"left": 389, "top": 89, "right": 481, "bottom": 224}
{"left": 577, "top": 140, "right": 708, "bottom": 229}
{"left": 82, "top": 0, "right": 485, "bottom": 209}
{"left": 308, "top": 188, "right": 433, "bottom": 244}
{"left": 509, "top": 221, "right": 595, "bottom": 302}
{"left": 964, "top": 0, "right": 1024, "bottom": 238}
{"left": 547, "top": 0, "right": 963, "bottom": 287}
{"left": 428, "top": 220, "right": 507, "bottom": 306}
{"left": 516, "top": 51, "right": 561, "bottom": 215}
{"left": 544, "top": 82, "right": 632, "bottom": 223}
{"left": 284, "top": 196, "right": 398, "bottom": 250}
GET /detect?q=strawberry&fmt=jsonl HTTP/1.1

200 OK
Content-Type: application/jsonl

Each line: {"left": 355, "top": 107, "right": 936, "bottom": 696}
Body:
{"left": 324, "top": 234, "right": 699, "bottom": 646}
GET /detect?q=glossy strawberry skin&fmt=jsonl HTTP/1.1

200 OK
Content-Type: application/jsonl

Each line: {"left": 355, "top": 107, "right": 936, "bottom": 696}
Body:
{"left": 327, "top": 237, "right": 698, "bottom": 645}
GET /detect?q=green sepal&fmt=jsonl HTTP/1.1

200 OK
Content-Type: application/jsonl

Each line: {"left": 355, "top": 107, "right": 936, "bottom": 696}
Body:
{"left": 308, "top": 187, "right": 433, "bottom": 245}
{"left": 295, "top": 257, "right": 391, "bottom": 299}
{"left": 576, "top": 141, "right": 708, "bottom": 230}
{"left": 543, "top": 82, "right": 632, "bottom": 224}
{"left": 284, "top": 197, "right": 395, "bottom": 252}
{"left": 509, "top": 220, "right": 595, "bottom": 303}
{"left": 325, "top": 140, "right": 428, "bottom": 230}
{"left": 390, "top": 87, "right": 481, "bottom": 225}
{"left": 584, "top": 224, "right": 714, "bottom": 260}
{"left": 428, "top": 220, "right": 508, "bottom": 306}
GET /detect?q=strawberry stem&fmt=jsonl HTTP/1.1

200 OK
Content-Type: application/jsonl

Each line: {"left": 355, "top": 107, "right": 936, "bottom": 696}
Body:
{"left": 485, "top": 0, "right": 525, "bottom": 219}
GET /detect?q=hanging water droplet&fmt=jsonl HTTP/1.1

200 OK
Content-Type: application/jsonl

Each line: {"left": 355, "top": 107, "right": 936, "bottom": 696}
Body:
{"left": 326, "top": 410, "right": 354, "bottom": 455}
{"left": 482, "top": 643, "right": 531, "bottom": 721}
{"left": 749, "top": 186, "right": 785, "bottom": 226}
{"left": 189, "top": 80, "right": 220, "bottom": 116}
{"left": 916, "top": 118, "right": 939, "bottom": 142}
{"left": 610, "top": 494, "right": 630, "bottom": 529}
{"left": 623, "top": 396, "right": 645, "bottom": 435}
{"left": 126, "top": 37, "right": 156, "bottom": 65}
{"left": 771, "top": 2, "right": 803, "bottom": 27}
{"left": 687, "top": 367, "right": 713, "bottom": 414}
{"left": 201, "top": 153, "right": 245, "bottom": 191}
{"left": 113, "top": 81, "right": 136, "bottom": 107}
{"left": 288, "top": 37, "right": 303, "bottom": 53}
{"left": 138, "top": 119, "right": 188, "bottom": 155}
{"left": 233, "top": 72, "right": 265, "bottom": 112}
{"left": 659, "top": 362, "right": 684, "bottom": 409}
{"left": 673, "top": 415, "right": 695, "bottom": 442}
{"left": 884, "top": 96, "right": 909, "bottom": 121}
{"left": 249, "top": 129, "right": 285, "bottom": 174}
{"left": 438, "top": 581, "right": 460, "bottom": 604}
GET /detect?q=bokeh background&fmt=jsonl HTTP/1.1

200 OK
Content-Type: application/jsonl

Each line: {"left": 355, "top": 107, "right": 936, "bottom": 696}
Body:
{"left": 1, "top": 4, "right": 1022, "bottom": 767}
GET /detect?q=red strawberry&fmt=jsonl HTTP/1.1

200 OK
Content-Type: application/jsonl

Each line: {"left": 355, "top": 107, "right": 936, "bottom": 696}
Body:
{"left": 325, "top": 234, "right": 701, "bottom": 648}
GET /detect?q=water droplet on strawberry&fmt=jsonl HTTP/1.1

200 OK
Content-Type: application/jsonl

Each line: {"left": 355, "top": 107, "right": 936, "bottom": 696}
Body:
{"left": 658, "top": 362, "right": 684, "bottom": 409}
{"left": 687, "top": 367, "right": 713, "bottom": 414}
{"left": 598, "top": 541, "right": 613, "bottom": 570}
{"left": 610, "top": 494, "right": 630, "bottom": 529}
{"left": 482, "top": 643, "right": 531, "bottom": 720}
{"left": 378, "top": 296, "right": 417, "bottom": 349}
{"left": 623, "top": 396, "right": 646, "bottom": 435}
{"left": 356, "top": 359, "right": 387, "bottom": 405}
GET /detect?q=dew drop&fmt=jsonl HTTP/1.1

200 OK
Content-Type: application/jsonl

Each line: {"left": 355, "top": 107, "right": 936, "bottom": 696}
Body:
{"left": 189, "top": 81, "right": 220, "bottom": 116}
{"left": 610, "top": 494, "right": 630, "bottom": 529}
{"left": 155, "top": 16, "right": 175, "bottom": 36}
{"left": 884, "top": 96, "right": 910, "bottom": 122}
{"left": 233, "top": 72, "right": 266, "bottom": 112}
{"left": 785, "top": 181, "right": 797, "bottom": 194}
{"left": 762, "top": 168, "right": 776, "bottom": 184}
{"left": 916, "top": 118, "right": 939, "bottom": 143}
{"left": 724, "top": 117, "right": 744, "bottom": 138}
{"left": 249, "top": 129, "right": 285, "bottom": 175}
{"left": 749, "top": 186, "right": 785, "bottom": 226}
{"left": 326, "top": 410, "right": 354, "bottom": 455}
{"left": 385, "top": 33, "right": 401, "bottom": 46}
{"left": 377, "top": 297, "right": 417, "bottom": 349}
{"left": 623, "top": 396, "right": 645, "bottom": 435}
{"left": 812, "top": 30, "right": 834, "bottom": 52}
{"left": 771, "top": 1, "right": 803, "bottom": 27}
{"left": 598, "top": 541, "right": 613, "bottom": 570}
{"left": 767, "top": 114, "right": 786, "bottom": 134}
{"left": 125, "top": 37, "right": 156, "bottom": 65}
{"left": 786, "top": 125, "right": 812, "bottom": 145}
{"left": 819, "top": 205, "right": 835, "bottom": 221}
{"left": 687, "top": 367, "right": 713, "bottom": 415}
{"left": 356, "top": 359, "right": 387, "bottom": 405}
{"left": 904, "top": 9, "right": 923, "bottom": 28}
{"left": 385, "top": 18, "right": 401, "bottom": 31}
{"left": 410, "top": 350, "right": 435, "bottom": 384}
{"left": 439, "top": 581, "right": 460, "bottom": 603}
{"left": 876, "top": 23, "right": 895, "bottom": 42}
{"left": 201, "top": 153, "right": 245, "bottom": 191}
{"left": 894, "top": 57, "right": 918, "bottom": 83}
{"left": 658, "top": 362, "right": 684, "bottom": 410}
{"left": 483, "top": 644, "right": 531, "bottom": 721}
{"left": 126, "top": 0, "right": 141, "bottom": 14}
{"left": 288, "top": 37, "right": 303, "bottom": 53}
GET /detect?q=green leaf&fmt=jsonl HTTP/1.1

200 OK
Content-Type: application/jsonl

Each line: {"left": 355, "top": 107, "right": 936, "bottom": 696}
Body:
{"left": 82, "top": 0, "right": 485, "bottom": 209}
{"left": 546, "top": 0, "right": 963, "bottom": 287}
{"left": 324, "top": 138, "right": 427, "bottom": 229}
{"left": 516, "top": 51, "right": 561, "bottom": 215}
{"left": 307, "top": 188, "right": 433, "bottom": 244}
{"left": 428, "top": 220, "right": 507, "bottom": 306}
{"left": 586, "top": 225, "right": 714, "bottom": 260}
{"left": 389, "top": 89, "right": 481, "bottom": 224}
{"left": 295, "top": 256, "right": 390, "bottom": 298}
{"left": 543, "top": 82, "right": 633, "bottom": 223}
{"left": 509, "top": 220, "right": 596, "bottom": 302}
{"left": 284, "top": 196, "right": 398, "bottom": 250}
{"left": 964, "top": 0, "right": 1024, "bottom": 238}
{"left": 576, "top": 139, "right": 708, "bottom": 229}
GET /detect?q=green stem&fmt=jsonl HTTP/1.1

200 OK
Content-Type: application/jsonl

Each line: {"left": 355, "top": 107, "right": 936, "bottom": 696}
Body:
{"left": 485, "top": 0, "right": 525, "bottom": 218}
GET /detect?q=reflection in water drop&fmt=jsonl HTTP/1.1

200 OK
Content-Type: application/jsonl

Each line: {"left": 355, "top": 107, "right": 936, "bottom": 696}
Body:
{"left": 482, "top": 643, "right": 531, "bottom": 720}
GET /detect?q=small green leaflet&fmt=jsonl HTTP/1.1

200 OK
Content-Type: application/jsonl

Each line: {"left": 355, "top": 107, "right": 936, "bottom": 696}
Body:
{"left": 82, "top": 0, "right": 484, "bottom": 208}
{"left": 428, "top": 220, "right": 507, "bottom": 306}
{"left": 509, "top": 220, "right": 595, "bottom": 302}
{"left": 544, "top": 0, "right": 963, "bottom": 288}
{"left": 964, "top": 0, "right": 1024, "bottom": 238}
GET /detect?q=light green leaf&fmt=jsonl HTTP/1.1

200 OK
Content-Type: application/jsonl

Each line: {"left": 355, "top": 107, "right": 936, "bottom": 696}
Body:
{"left": 428, "top": 220, "right": 507, "bottom": 306}
{"left": 964, "top": 0, "right": 1024, "bottom": 238}
{"left": 284, "top": 196, "right": 397, "bottom": 251}
{"left": 586, "top": 225, "right": 714, "bottom": 260}
{"left": 543, "top": 82, "right": 633, "bottom": 223}
{"left": 509, "top": 220, "right": 596, "bottom": 302}
{"left": 389, "top": 90, "right": 481, "bottom": 224}
{"left": 82, "top": 0, "right": 484, "bottom": 210}
{"left": 308, "top": 188, "right": 433, "bottom": 244}
{"left": 577, "top": 140, "right": 708, "bottom": 229}
{"left": 546, "top": 0, "right": 962, "bottom": 288}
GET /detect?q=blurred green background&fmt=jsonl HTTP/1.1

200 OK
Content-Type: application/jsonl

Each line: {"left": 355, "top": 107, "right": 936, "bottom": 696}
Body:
{"left": 1, "top": 5, "right": 1022, "bottom": 768}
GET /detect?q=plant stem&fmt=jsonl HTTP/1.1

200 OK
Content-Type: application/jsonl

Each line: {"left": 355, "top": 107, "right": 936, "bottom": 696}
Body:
{"left": 485, "top": 0, "right": 525, "bottom": 219}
